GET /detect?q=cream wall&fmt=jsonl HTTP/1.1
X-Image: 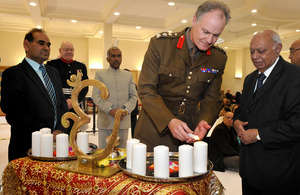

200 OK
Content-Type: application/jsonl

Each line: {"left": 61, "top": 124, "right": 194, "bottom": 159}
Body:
{"left": 0, "top": 30, "right": 296, "bottom": 97}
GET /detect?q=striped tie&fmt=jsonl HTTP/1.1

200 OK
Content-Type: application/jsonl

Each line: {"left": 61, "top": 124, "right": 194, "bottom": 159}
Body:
{"left": 39, "top": 65, "right": 58, "bottom": 128}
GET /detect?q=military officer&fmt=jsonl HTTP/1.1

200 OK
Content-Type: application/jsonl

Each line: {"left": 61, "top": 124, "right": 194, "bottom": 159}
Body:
{"left": 134, "top": 0, "right": 231, "bottom": 152}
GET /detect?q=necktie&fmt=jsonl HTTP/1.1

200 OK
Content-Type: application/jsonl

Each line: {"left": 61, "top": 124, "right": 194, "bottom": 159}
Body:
{"left": 190, "top": 47, "right": 197, "bottom": 64}
{"left": 39, "top": 65, "right": 58, "bottom": 128}
{"left": 255, "top": 73, "right": 266, "bottom": 92}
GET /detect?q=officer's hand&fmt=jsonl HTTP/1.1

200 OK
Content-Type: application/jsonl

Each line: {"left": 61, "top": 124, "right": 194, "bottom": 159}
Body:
{"left": 193, "top": 120, "right": 211, "bottom": 141}
{"left": 168, "top": 118, "right": 193, "bottom": 141}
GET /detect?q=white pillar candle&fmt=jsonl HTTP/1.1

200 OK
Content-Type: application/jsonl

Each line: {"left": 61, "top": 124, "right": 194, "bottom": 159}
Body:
{"left": 56, "top": 133, "right": 69, "bottom": 157}
{"left": 32, "top": 131, "right": 43, "bottom": 156}
{"left": 179, "top": 144, "right": 194, "bottom": 177}
{"left": 154, "top": 145, "right": 169, "bottom": 178}
{"left": 40, "top": 134, "right": 53, "bottom": 157}
{"left": 40, "top": 128, "right": 51, "bottom": 134}
{"left": 194, "top": 141, "right": 208, "bottom": 173}
{"left": 77, "top": 132, "right": 89, "bottom": 154}
{"left": 126, "top": 138, "right": 140, "bottom": 169}
{"left": 132, "top": 143, "right": 147, "bottom": 176}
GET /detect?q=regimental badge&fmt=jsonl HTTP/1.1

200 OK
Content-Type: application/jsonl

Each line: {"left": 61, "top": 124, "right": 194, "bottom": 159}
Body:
{"left": 201, "top": 68, "right": 219, "bottom": 74}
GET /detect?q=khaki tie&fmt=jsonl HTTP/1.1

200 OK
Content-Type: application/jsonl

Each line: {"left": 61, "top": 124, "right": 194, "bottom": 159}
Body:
{"left": 191, "top": 47, "right": 197, "bottom": 64}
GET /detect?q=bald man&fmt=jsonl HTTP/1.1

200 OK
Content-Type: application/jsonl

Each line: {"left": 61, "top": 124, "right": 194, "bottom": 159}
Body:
{"left": 47, "top": 41, "right": 88, "bottom": 134}
{"left": 289, "top": 38, "right": 300, "bottom": 66}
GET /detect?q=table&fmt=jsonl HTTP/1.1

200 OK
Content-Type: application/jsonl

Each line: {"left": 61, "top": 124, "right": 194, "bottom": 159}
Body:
{"left": 2, "top": 157, "right": 224, "bottom": 194}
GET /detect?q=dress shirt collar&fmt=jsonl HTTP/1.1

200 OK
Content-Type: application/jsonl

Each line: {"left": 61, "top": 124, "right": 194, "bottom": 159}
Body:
{"left": 25, "top": 57, "right": 44, "bottom": 72}
{"left": 259, "top": 56, "right": 279, "bottom": 78}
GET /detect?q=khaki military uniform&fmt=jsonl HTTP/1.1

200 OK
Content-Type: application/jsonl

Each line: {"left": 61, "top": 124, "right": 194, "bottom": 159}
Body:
{"left": 134, "top": 28, "right": 227, "bottom": 152}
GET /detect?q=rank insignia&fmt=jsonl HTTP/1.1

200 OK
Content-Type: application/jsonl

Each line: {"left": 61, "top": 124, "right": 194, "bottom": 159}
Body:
{"left": 201, "top": 68, "right": 219, "bottom": 74}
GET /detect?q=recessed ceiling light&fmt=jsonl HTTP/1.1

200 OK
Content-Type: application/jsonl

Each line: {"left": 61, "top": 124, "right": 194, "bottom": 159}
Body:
{"left": 181, "top": 19, "right": 187, "bottom": 23}
{"left": 252, "top": 23, "right": 257, "bottom": 26}
{"left": 224, "top": 47, "right": 228, "bottom": 49}
{"left": 29, "top": 2, "right": 37, "bottom": 6}
{"left": 251, "top": 9, "right": 257, "bottom": 13}
{"left": 168, "top": 2, "right": 175, "bottom": 6}
{"left": 71, "top": 20, "right": 77, "bottom": 23}
{"left": 114, "top": 12, "right": 120, "bottom": 16}
{"left": 296, "top": 30, "right": 300, "bottom": 32}
{"left": 36, "top": 25, "right": 42, "bottom": 29}
{"left": 136, "top": 26, "right": 141, "bottom": 29}
{"left": 99, "top": 31, "right": 103, "bottom": 34}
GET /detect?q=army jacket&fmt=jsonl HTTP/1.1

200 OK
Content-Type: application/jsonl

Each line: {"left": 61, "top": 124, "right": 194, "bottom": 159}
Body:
{"left": 135, "top": 28, "right": 227, "bottom": 151}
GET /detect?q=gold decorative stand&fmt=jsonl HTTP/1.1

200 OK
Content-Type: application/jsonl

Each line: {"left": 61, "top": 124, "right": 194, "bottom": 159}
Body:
{"left": 55, "top": 71, "right": 127, "bottom": 177}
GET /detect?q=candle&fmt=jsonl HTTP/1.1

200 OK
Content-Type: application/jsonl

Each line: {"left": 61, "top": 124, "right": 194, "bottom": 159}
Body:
{"left": 32, "top": 131, "right": 43, "bottom": 156}
{"left": 126, "top": 138, "right": 140, "bottom": 169}
{"left": 132, "top": 143, "right": 147, "bottom": 175}
{"left": 40, "top": 128, "right": 51, "bottom": 134}
{"left": 154, "top": 145, "right": 169, "bottom": 178}
{"left": 187, "top": 133, "right": 200, "bottom": 140}
{"left": 77, "top": 132, "right": 89, "bottom": 154}
{"left": 194, "top": 141, "right": 208, "bottom": 173}
{"left": 40, "top": 134, "right": 53, "bottom": 157}
{"left": 56, "top": 133, "right": 69, "bottom": 157}
{"left": 179, "top": 144, "right": 194, "bottom": 177}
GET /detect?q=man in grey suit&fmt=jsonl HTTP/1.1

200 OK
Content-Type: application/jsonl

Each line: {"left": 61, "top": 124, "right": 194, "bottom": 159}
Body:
{"left": 1, "top": 28, "right": 68, "bottom": 161}
{"left": 92, "top": 47, "right": 137, "bottom": 149}
{"left": 234, "top": 30, "right": 300, "bottom": 194}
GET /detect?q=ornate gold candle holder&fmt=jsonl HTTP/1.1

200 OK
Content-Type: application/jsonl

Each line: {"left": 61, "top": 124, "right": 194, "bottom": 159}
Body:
{"left": 55, "top": 71, "right": 127, "bottom": 177}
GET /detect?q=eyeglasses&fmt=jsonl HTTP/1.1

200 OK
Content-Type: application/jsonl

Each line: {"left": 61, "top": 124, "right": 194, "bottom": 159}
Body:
{"left": 225, "top": 116, "right": 233, "bottom": 120}
{"left": 289, "top": 48, "right": 300, "bottom": 55}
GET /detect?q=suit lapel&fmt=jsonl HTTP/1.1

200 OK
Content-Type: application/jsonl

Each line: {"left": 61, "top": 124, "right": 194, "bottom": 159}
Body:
{"left": 250, "top": 57, "right": 284, "bottom": 106}
{"left": 177, "top": 40, "right": 191, "bottom": 67}
{"left": 21, "top": 59, "right": 53, "bottom": 105}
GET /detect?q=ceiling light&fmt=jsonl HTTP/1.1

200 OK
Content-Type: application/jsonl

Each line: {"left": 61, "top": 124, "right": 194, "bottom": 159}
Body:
{"left": 181, "top": 19, "right": 187, "bottom": 23}
{"left": 36, "top": 25, "right": 42, "bottom": 29}
{"left": 296, "top": 30, "right": 300, "bottom": 32}
{"left": 136, "top": 26, "right": 141, "bottom": 29}
{"left": 99, "top": 31, "right": 103, "bottom": 34}
{"left": 114, "top": 12, "right": 120, "bottom": 16}
{"left": 168, "top": 2, "right": 175, "bottom": 6}
{"left": 71, "top": 20, "right": 77, "bottom": 23}
{"left": 252, "top": 23, "right": 257, "bottom": 26}
{"left": 251, "top": 9, "right": 257, "bottom": 13}
{"left": 29, "top": 2, "right": 37, "bottom": 6}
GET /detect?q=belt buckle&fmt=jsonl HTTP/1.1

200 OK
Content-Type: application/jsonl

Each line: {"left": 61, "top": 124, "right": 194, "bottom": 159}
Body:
{"left": 178, "top": 102, "right": 185, "bottom": 114}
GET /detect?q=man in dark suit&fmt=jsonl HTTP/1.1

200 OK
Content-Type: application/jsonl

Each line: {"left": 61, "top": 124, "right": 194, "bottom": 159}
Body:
{"left": 1, "top": 28, "right": 68, "bottom": 161}
{"left": 234, "top": 30, "right": 300, "bottom": 194}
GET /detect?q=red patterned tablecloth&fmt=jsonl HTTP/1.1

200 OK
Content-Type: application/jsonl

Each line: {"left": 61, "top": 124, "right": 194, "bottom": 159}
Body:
{"left": 2, "top": 157, "right": 224, "bottom": 194}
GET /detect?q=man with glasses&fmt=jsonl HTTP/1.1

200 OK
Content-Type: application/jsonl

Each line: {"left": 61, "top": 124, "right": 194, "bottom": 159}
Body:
{"left": 208, "top": 111, "right": 240, "bottom": 172}
{"left": 47, "top": 41, "right": 89, "bottom": 134}
{"left": 234, "top": 30, "right": 300, "bottom": 194}
{"left": 289, "top": 38, "right": 300, "bottom": 66}
{"left": 1, "top": 28, "right": 68, "bottom": 161}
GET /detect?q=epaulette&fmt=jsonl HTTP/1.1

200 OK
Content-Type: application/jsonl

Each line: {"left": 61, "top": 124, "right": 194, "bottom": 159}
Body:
{"left": 155, "top": 32, "right": 180, "bottom": 39}
{"left": 211, "top": 45, "right": 226, "bottom": 55}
